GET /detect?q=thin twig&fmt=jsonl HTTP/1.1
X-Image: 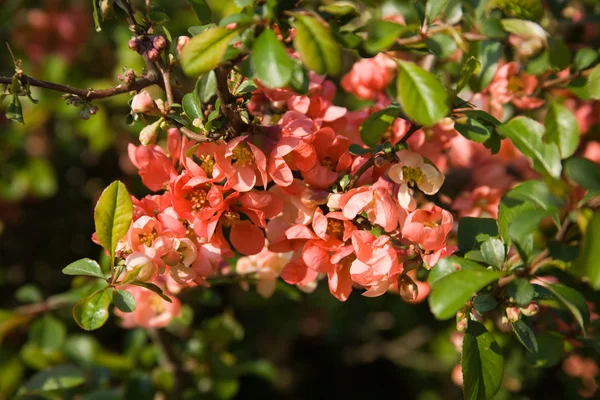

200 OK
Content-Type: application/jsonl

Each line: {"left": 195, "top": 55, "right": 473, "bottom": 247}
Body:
{"left": 0, "top": 74, "right": 158, "bottom": 100}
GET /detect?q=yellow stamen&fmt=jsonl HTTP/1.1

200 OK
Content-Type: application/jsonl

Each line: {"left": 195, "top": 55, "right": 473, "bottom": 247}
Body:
{"left": 231, "top": 142, "right": 255, "bottom": 167}
{"left": 402, "top": 166, "right": 424, "bottom": 187}
{"left": 138, "top": 230, "right": 157, "bottom": 246}
{"left": 507, "top": 76, "right": 524, "bottom": 95}
{"left": 326, "top": 219, "right": 344, "bottom": 239}
{"left": 221, "top": 211, "right": 240, "bottom": 228}
{"left": 199, "top": 155, "right": 215, "bottom": 176}
{"left": 187, "top": 187, "right": 208, "bottom": 211}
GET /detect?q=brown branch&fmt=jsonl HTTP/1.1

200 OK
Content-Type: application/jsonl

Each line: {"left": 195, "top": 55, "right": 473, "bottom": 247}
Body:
{"left": 0, "top": 74, "right": 158, "bottom": 100}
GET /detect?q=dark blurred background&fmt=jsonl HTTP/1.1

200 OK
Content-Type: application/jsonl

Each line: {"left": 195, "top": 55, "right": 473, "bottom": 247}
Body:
{"left": 0, "top": 1, "right": 596, "bottom": 399}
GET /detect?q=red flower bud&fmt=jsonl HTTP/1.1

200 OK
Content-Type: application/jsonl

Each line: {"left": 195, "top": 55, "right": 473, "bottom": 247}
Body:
{"left": 153, "top": 35, "right": 167, "bottom": 50}
{"left": 506, "top": 306, "right": 521, "bottom": 323}
{"left": 146, "top": 48, "right": 160, "bottom": 62}
{"left": 128, "top": 37, "right": 139, "bottom": 52}
{"left": 177, "top": 36, "right": 190, "bottom": 54}
{"left": 520, "top": 303, "right": 539, "bottom": 317}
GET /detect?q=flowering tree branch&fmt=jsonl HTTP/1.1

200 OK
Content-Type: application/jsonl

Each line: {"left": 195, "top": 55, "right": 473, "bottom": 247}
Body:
{"left": 0, "top": 74, "right": 158, "bottom": 100}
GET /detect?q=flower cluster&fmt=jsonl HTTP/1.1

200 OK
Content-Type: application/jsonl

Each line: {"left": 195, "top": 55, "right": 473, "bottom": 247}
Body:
{"left": 100, "top": 64, "right": 463, "bottom": 327}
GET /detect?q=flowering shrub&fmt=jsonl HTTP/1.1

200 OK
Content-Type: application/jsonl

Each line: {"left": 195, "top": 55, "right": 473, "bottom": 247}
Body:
{"left": 2, "top": 0, "right": 600, "bottom": 398}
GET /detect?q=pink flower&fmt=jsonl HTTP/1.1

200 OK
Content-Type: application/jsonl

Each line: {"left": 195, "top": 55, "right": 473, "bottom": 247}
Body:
{"left": 452, "top": 186, "right": 501, "bottom": 218}
{"left": 237, "top": 247, "right": 294, "bottom": 298}
{"left": 489, "top": 62, "right": 545, "bottom": 115}
{"left": 341, "top": 53, "right": 397, "bottom": 100}
{"left": 584, "top": 141, "right": 600, "bottom": 164}
{"left": 388, "top": 150, "right": 445, "bottom": 210}
{"left": 128, "top": 143, "right": 175, "bottom": 191}
{"left": 268, "top": 136, "right": 317, "bottom": 187}
{"left": 302, "top": 128, "right": 353, "bottom": 189}
{"left": 339, "top": 181, "right": 398, "bottom": 232}
{"left": 117, "top": 285, "right": 181, "bottom": 328}
{"left": 349, "top": 231, "right": 401, "bottom": 297}
{"left": 402, "top": 204, "right": 455, "bottom": 267}
{"left": 215, "top": 136, "right": 268, "bottom": 192}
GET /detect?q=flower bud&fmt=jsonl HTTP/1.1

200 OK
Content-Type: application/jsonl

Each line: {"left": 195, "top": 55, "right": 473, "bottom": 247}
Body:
{"left": 520, "top": 303, "right": 539, "bottom": 317}
{"left": 139, "top": 118, "right": 162, "bottom": 146}
{"left": 128, "top": 37, "right": 139, "bottom": 52}
{"left": 124, "top": 252, "right": 157, "bottom": 282}
{"left": 146, "top": 48, "right": 160, "bottom": 62}
{"left": 398, "top": 274, "right": 418, "bottom": 302}
{"left": 131, "top": 91, "right": 158, "bottom": 114}
{"left": 456, "top": 317, "right": 468, "bottom": 332}
{"left": 153, "top": 35, "right": 167, "bottom": 50}
{"left": 506, "top": 306, "right": 521, "bottom": 323}
{"left": 177, "top": 36, "right": 190, "bottom": 54}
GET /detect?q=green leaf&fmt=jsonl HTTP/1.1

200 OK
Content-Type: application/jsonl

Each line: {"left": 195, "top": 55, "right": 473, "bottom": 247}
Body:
{"left": 505, "top": 180, "right": 562, "bottom": 226}
{"left": 458, "top": 217, "right": 499, "bottom": 253}
{"left": 6, "top": 94, "right": 24, "bottom": 124}
{"left": 497, "top": 200, "right": 537, "bottom": 244}
{"left": 500, "top": 18, "right": 547, "bottom": 39}
{"left": 541, "top": 284, "right": 589, "bottom": 333}
{"left": 348, "top": 144, "right": 372, "bottom": 156}
{"left": 359, "top": 105, "right": 403, "bottom": 147}
{"left": 15, "top": 284, "right": 43, "bottom": 303}
{"left": 426, "top": 0, "right": 449, "bottom": 20}
{"left": 195, "top": 71, "right": 218, "bottom": 104}
{"left": 113, "top": 290, "right": 137, "bottom": 313}
{"left": 252, "top": 29, "right": 293, "bottom": 89}
{"left": 564, "top": 156, "right": 600, "bottom": 191}
{"left": 588, "top": 64, "right": 600, "bottom": 99}
{"left": 92, "top": 0, "right": 102, "bottom": 32}
{"left": 468, "top": 41, "right": 503, "bottom": 92}
{"left": 180, "top": 27, "right": 239, "bottom": 76}
{"left": 94, "top": 181, "right": 133, "bottom": 264}
{"left": 425, "top": 33, "right": 458, "bottom": 59}
{"left": 292, "top": 14, "right": 341, "bottom": 76}
{"left": 396, "top": 61, "right": 450, "bottom": 126}
{"left": 319, "top": 2, "right": 358, "bottom": 16}
{"left": 547, "top": 37, "right": 571, "bottom": 71}
{"left": 481, "top": 237, "right": 505, "bottom": 269}
{"left": 507, "top": 279, "right": 535, "bottom": 306}
{"left": 130, "top": 281, "right": 172, "bottom": 303}
{"left": 511, "top": 320, "right": 538, "bottom": 353}
{"left": 289, "top": 59, "right": 310, "bottom": 94}
{"left": 462, "top": 320, "right": 504, "bottom": 400}
{"left": 497, "top": 117, "right": 562, "bottom": 179}
{"left": 544, "top": 102, "right": 579, "bottom": 159}
{"left": 456, "top": 56, "right": 481, "bottom": 94}
{"left": 364, "top": 19, "right": 406, "bottom": 54}
{"left": 72, "top": 289, "right": 113, "bottom": 331}
{"left": 20, "top": 365, "right": 85, "bottom": 393}
{"left": 526, "top": 332, "right": 564, "bottom": 367}
{"left": 473, "top": 294, "right": 498, "bottom": 313}
{"left": 508, "top": 208, "right": 549, "bottom": 243}
{"left": 182, "top": 93, "right": 203, "bottom": 121}
{"left": 62, "top": 258, "right": 105, "bottom": 279}
{"left": 29, "top": 315, "right": 66, "bottom": 352}
{"left": 455, "top": 118, "right": 493, "bottom": 144}
{"left": 571, "top": 211, "right": 600, "bottom": 289}
{"left": 428, "top": 256, "right": 486, "bottom": 285}
{"left": 187, "top": 0, "right": 211, "bottom": 24}
{"left": 574, "top": 48, "right": 598, "bottom": 71}
{"left": 429, "top": 269, "right": 503, "bottom": 320}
